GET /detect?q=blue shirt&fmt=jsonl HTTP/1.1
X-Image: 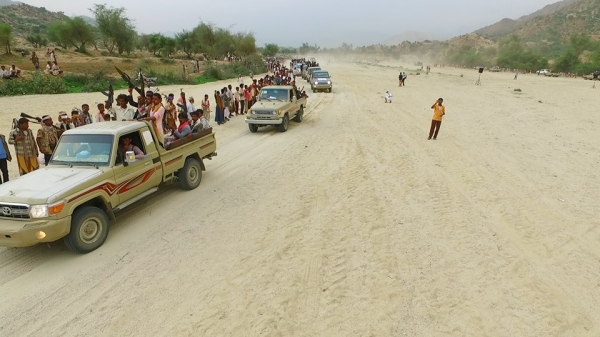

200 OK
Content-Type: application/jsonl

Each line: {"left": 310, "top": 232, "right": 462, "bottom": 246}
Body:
{"left": 0, "top": 137, "right": 7, "bottom": 159}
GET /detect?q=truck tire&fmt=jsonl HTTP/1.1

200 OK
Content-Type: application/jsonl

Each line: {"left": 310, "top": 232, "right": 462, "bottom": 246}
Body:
{"left": 64, "top": 206, "right": 109, "bottom": 254}
{"left": 179, "top": 157, "right": 202, "bottom": 190}
{"left": 248, "top": 123, "right": 258, "bottom": 133}
{"left": 293, "top": 106, "right": 304, "bottom": 122}
{"left": 279, "top": 114, "right": 289, "bottom": 132}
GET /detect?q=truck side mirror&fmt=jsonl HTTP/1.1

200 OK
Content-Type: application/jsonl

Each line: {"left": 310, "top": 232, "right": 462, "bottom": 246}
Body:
{"left": 125, "top": 151, "right": 136, "bottom": 164}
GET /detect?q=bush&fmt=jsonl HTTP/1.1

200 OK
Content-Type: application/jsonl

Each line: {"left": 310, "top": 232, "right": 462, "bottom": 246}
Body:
{"left": 137, "top": 58, "right": 155, "bottom": 69}
{"left": 0, "top": 72, "right": 68, "bottom": 96}
{"left": 63, "top": 68, "right": 125, "bottom": 93}
{"left": 160, "top": 58, "right": 175, "bottom": 64}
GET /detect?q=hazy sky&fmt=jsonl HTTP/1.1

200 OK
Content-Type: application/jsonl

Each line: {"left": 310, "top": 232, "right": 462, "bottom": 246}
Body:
{"left": 19, "top": 0, "right": 561, "bottom": 47}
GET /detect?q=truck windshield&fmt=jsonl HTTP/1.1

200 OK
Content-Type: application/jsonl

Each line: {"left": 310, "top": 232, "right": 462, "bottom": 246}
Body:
{"left": 259, "top": 89, "right": 288, "bottom": 101}
{"left": 313, "top": 72, "right": 330, "bottom": 78}
{"left": 50, "top": 134, "right": 114, "bottom": 166}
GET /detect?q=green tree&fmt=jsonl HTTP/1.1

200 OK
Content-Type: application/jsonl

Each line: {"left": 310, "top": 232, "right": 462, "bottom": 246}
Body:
{"left": 147, "top": 33, "right": 164, "bottom": 55}
{"left": 262, "top": 43, "right": 279, "bottom": 57}
{"left": 47, "top": 18, "right": 94, "bottom": 51}
{"left": 496, "top": 35, "right": 547, "bottom": 71}
{"left": 176, "top": 31, "right": 197, "bottom": 58}
{"left": 554, "top": 49, "right": 581, "bottom": 72}
{"left": 137, "top": 34, "right": 149, "bottom": 52}
{"left": 91, "top": 4, "right": 137, "bottom": 55}
{"left": 236, "top": 33, "right": 257, "bottom": 57}
{"left": 65, "top": 17, "right": 95, "bottom": 51}
{"left": 0, "top": 24, "right": 14, "bottom": 54}
{"left": 47, "top": 22, "right": 70, "bottom": 49}
{"left": 160, "top": 36, "right": 177, "bottom": 57}
{"left": 213, "top": 28, "right": 235, "bottom": 58}
{"left": 26, "top": 34, "right": 48, "bottom": 48}
{"left": 193, "top": 23, "right": 216, "bottom": 58}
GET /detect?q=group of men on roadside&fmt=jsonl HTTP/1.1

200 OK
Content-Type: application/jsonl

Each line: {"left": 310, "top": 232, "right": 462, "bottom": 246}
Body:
{"left": 0, "top": 65, "right": 22, "bottom": 79}
{"left": 1, "top": 86, "right": 212, "bottom": 181}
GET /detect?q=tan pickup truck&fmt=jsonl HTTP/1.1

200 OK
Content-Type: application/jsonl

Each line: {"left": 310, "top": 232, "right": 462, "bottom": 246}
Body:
{"left": 245, "top": 85, "right": 307, "bottom": 133}
{"left": 0, "top": 121, "right": 216, "bottom": 253}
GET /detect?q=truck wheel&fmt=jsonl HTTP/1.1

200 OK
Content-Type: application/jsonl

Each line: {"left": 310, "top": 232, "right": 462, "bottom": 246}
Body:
{"left": 328, "top": 88, "right": 332, "bottom": 93}
{"left": 179, "top": 157, "right": 202, "bottom": 190}
{"left": 293, "top": 106, "right": 304, "bottom": 122}
{"left": 248, "top": 123, "right": 258, "bottom": 133}
{"left": 279, "top": 114, "right": 289, "bottom": 132}
{"left": 64, "top": 206, "right": 109, "bottom": 254}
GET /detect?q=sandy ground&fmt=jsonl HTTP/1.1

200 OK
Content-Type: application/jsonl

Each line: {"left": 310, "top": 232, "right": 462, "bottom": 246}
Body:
{"left": 0, "top": 59, "right": 599, "bottom": 337}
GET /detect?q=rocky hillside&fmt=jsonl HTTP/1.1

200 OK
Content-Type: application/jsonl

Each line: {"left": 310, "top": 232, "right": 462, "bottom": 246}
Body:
{"left": 513, "top": 0, "right": 600, "bottom": 42}
{"left": 0, "top": 3, "right": 69, "bottom": 37}
{"left": 475, "top": 0, "right": 581, "bottom": 40}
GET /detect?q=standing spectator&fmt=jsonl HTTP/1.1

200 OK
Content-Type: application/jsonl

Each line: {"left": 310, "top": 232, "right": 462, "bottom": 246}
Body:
{"left": 95, "top": 103, "right": 107, "bottom": 122}
{"left": 9, "top": 118, "right": 39, "bottom": 176}
{"left": 234, "top": 87, "right": 241, "bottom": 115}
{"left": 201, "top": 94, "right": 211, "bottom": 121}
{"left": 110, "top": 94, "right": 136, "bottom": 121}
{"left": 221, "top": 88, "right": 231, "bottom": 121}
{"left": 30, "top": 52, "right": 40, "bottom": 70}
{"left": 186, "top": 96, "right": 196, "bottom": 121}
{"left": 428, "top": 98, "right": 446, "bottom": 140}
{"left": 81, "top": 104, "right": 93, "bottom": 125}
{"left": 239, "top": 85, "right": 246, "bottom": 115}
{"left": 36, "top": 115, "right": 59, "bottom": 166}
{"left": 214, "top": 90, "right": 224, "bottom": 125}
{"left": 50, "top": 49, "right": 57, "bottom": 65}
{"left": 0, "top": 132, "right": 12, "bottom": 184}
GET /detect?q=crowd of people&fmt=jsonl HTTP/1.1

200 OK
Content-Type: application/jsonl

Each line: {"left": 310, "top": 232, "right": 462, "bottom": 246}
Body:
{"left": 1, "top": 57, "right": 307, "bottom": 183}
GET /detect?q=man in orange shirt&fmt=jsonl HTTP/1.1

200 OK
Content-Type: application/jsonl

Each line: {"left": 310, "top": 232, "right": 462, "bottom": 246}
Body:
{"left": 428, "top": 98, "right": 445, "bottom": 140}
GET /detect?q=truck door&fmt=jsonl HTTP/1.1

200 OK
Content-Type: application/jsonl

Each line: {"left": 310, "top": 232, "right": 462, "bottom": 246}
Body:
{"left": 289, "top": 89, "right": 298, "bottom": 112}
{"left": 113, "top": 129, "right": 162, "bottom": 205}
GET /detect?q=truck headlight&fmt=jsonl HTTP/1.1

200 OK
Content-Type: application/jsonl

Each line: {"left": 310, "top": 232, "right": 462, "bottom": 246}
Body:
{"left": 30, "top": 201, "right": 65, "bottom": 219}
{"left": 314, "top": 82, "right": 318, "bottom": 85}
{"left": 327, "top": 81, "right": 331, "bottom": 84}
{"left": 271, "top": 111, "right": 277, "bottom": 115}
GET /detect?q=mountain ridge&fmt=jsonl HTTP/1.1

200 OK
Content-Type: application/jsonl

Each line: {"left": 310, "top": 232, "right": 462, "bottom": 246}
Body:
{"left": 474, "top": 0, "right": 583, "bottom": 39}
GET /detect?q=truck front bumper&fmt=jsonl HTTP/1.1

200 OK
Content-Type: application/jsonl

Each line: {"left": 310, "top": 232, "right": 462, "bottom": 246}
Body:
{"left": 245, "top": 117, "right": 283, "bottom": 125}
{"left": 312, "top": 83, "right": 332, "bottom": 90}
{"left": 0, "top": 216, "right": 71, "bottom": 248}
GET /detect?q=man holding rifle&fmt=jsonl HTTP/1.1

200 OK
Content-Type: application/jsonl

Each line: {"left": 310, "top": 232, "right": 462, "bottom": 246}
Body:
{"left": 36, "top": 115, "right": 59, "bottom": 166}
{"left": 9, "top": 118, "right": 39, "bottom": 176}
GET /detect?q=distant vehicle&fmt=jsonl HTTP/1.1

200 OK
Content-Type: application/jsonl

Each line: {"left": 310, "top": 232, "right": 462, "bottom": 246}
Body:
{"left": 304, "top": 66, "right": 322, "bottom": 81}
{"left": 246, "top": 86, "right": 306, "bottom": 133}
{"left": 293, "top": 63, "right": 303, "bottom": 76}
{"left": 489, "top": 66, "right": 501, "bottom": 72}
{"left": 310, "top": 70, "right": 332, "bottom": 93}
{"left": 537, "top": 69, "right": 550, "bottom": 75}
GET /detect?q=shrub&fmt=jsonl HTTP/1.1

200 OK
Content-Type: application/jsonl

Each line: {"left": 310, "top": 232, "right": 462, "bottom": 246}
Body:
{"left": 62, "top": 68, "right": 124, "bottom": 93}
{"left": 0, "top": 72, "right": 68, "bottom": 96}
{"left": 160, "top": 58, "right": 175, "bottom": 64}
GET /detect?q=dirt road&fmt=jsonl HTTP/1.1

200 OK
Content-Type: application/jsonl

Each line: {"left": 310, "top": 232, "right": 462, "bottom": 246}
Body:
{"left": 0, "top": 60, "right": 599, "bottom": 336}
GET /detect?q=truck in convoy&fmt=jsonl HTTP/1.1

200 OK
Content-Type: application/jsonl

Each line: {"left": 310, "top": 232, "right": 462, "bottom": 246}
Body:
{"left": 245, "top": 86, "right": 306, "bottom": 133}
{"left": 0, "top": 121, "right": 216, "bottom": 253}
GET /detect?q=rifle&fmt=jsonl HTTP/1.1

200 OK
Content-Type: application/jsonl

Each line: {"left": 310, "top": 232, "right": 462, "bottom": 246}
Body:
{"left": 115, "top": 66, "right": 143, "bottom": 96}
{"left": 138, "top": 69, "right": 145, "bottom": 97}
{"left": 20, "top": 113, "right": 62, "bottom": 130}
{"left": 100, "top": 80, "right": 114, "bottom": 107}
